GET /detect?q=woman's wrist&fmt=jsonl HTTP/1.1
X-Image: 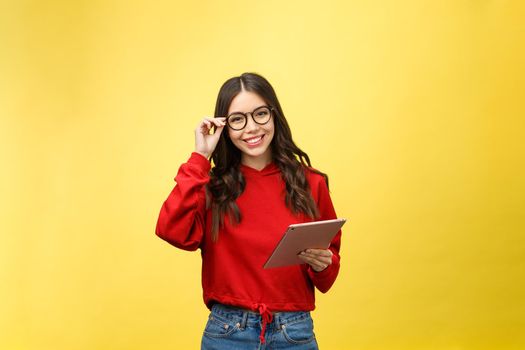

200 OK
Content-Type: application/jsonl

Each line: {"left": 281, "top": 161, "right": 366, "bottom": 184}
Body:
{"left": 194, "top": 150, "right": 210, "bottom": 159}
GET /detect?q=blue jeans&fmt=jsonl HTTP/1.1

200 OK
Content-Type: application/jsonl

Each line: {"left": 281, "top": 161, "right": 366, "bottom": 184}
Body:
{"left": 201, "top": 303, "right": 319, "bottom": 350}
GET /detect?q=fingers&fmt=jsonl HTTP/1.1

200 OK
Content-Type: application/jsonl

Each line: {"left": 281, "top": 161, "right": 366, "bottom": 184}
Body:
{"left": 298, "top": 253, "right": 329, "bottom": 272}
{"left": 298, "top": 249, "right": 333, "bottom": 272}
{"left": 299, "top": 250, "right": 332, "bottom": 264}
{"left": 198, "top": 117, "right": 226, "bottom": 134}
{"left": 303, "top": 248, "right": 333, "bottom": 258}
{"left": 194, "top": 117, "right": 227, "bottom": 158}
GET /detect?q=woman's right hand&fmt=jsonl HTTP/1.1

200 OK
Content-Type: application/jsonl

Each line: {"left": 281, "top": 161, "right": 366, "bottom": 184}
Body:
{"left": 194, "top": 117, "right": 227, "bottom": 159}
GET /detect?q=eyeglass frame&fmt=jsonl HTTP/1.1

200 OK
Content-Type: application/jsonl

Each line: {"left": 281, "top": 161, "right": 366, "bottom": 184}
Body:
{"left": 222, "top": 105, "right": 275, "bottom": 130}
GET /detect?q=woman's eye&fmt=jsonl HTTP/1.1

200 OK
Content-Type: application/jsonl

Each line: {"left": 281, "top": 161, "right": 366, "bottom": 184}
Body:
{"left": 256, "top": 111, "right": 268, "bottom": 117}
{"left": 230, "top": 116, "right": 244, "bottom": 123}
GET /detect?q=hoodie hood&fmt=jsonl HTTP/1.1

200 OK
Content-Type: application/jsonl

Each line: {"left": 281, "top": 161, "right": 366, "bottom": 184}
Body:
{"left": 240, "top": 162, "right": 280, "bottom": 177}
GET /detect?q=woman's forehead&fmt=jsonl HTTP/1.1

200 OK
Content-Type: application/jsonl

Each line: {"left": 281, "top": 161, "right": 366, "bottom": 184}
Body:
{"left": 228, "top": 91, "right": 266, "bottom": 114}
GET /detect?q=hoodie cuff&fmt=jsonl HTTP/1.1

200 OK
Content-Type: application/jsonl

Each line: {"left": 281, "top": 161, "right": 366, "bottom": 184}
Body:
{"left": 307, "top": 253, "right": 340, "bottom": 293}
{"left": 188, "top": 152, "right": 211, "bottom": 172}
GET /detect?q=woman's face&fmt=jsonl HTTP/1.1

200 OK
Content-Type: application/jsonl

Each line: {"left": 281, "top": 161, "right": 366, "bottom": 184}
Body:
{"left": 227, "top": 90, "right": 275, "bottom": 166}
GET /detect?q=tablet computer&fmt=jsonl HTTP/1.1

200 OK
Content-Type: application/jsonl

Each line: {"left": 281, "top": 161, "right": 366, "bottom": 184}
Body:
{"left": 263, "top": 218, "right": 346, "bottom": 269}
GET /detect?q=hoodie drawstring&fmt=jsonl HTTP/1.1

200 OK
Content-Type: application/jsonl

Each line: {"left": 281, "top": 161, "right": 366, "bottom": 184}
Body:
{"left": 253, "top": 303, "right": 273, "bottom": 344}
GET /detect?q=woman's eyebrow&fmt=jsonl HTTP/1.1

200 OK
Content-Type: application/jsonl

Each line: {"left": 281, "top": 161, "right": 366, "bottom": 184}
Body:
{"left": 228, "top": 105, "right": 267, "bottom": 115}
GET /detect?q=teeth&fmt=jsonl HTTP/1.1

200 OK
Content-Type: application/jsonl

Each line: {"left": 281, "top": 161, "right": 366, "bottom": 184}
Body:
{"left": 245, "top": 136, "right": 262, "bottom": 144}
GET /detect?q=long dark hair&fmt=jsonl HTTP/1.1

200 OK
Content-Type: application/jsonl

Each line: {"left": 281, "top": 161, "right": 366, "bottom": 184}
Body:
{"left": 207, "top": 72, "right": 328, "bottom": 241}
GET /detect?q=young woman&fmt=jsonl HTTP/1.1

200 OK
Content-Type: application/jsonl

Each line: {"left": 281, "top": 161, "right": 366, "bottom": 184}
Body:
{"left": 155, "top": 72, "right": 342, "bottom": 349}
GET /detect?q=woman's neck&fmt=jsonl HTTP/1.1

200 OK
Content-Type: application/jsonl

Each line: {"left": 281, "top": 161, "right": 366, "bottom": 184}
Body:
{"left": 241, "top": 152, "right": 273, "bottom": 171}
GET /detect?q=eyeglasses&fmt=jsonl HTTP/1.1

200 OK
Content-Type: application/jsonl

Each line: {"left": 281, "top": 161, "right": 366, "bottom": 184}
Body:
{"left": 224, "top": 106, "right": 274, "bottom": 131}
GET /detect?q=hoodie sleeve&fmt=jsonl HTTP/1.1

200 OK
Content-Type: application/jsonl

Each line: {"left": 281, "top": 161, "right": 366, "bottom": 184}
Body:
{"left": 306, "top": 175, "right": 342, "bottom": 293}
{"left": 155, "top": 152, "right": 210, "bottom": 251}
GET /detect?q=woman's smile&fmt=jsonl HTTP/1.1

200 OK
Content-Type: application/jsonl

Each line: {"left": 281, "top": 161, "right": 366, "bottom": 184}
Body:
{"left": 243, "top": 134, "right": 265, "bottom": 146}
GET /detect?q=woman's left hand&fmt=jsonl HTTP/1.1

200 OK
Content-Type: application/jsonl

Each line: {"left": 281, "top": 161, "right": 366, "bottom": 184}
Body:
{"left": 298, "top": 248, "right": 333, "bottom": 272}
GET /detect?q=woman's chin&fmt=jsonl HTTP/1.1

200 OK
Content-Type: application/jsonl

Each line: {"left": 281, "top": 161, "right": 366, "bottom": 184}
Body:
{"left": 240, "top": 146, "right": 272, "bottom": 162}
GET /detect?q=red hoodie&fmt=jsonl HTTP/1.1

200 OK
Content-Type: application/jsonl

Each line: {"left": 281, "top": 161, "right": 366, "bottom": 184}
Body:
{"left": 155, "top": 152, "right": 342, "bottom": 313}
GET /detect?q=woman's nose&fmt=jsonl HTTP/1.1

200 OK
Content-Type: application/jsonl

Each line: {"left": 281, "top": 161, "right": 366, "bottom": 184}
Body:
{"left": 244, "top": 113, "right": 259, "bottom": 132}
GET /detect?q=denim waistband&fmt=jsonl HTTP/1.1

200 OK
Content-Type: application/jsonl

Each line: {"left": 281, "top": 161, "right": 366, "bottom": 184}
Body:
{"left": 210, "top": 303, "right": 313, "bottom": 331}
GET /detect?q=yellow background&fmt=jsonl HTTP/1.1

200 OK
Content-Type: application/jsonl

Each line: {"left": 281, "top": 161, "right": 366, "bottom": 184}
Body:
{"left": 1, "top": 0, "right": 524, "bottom": 349}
